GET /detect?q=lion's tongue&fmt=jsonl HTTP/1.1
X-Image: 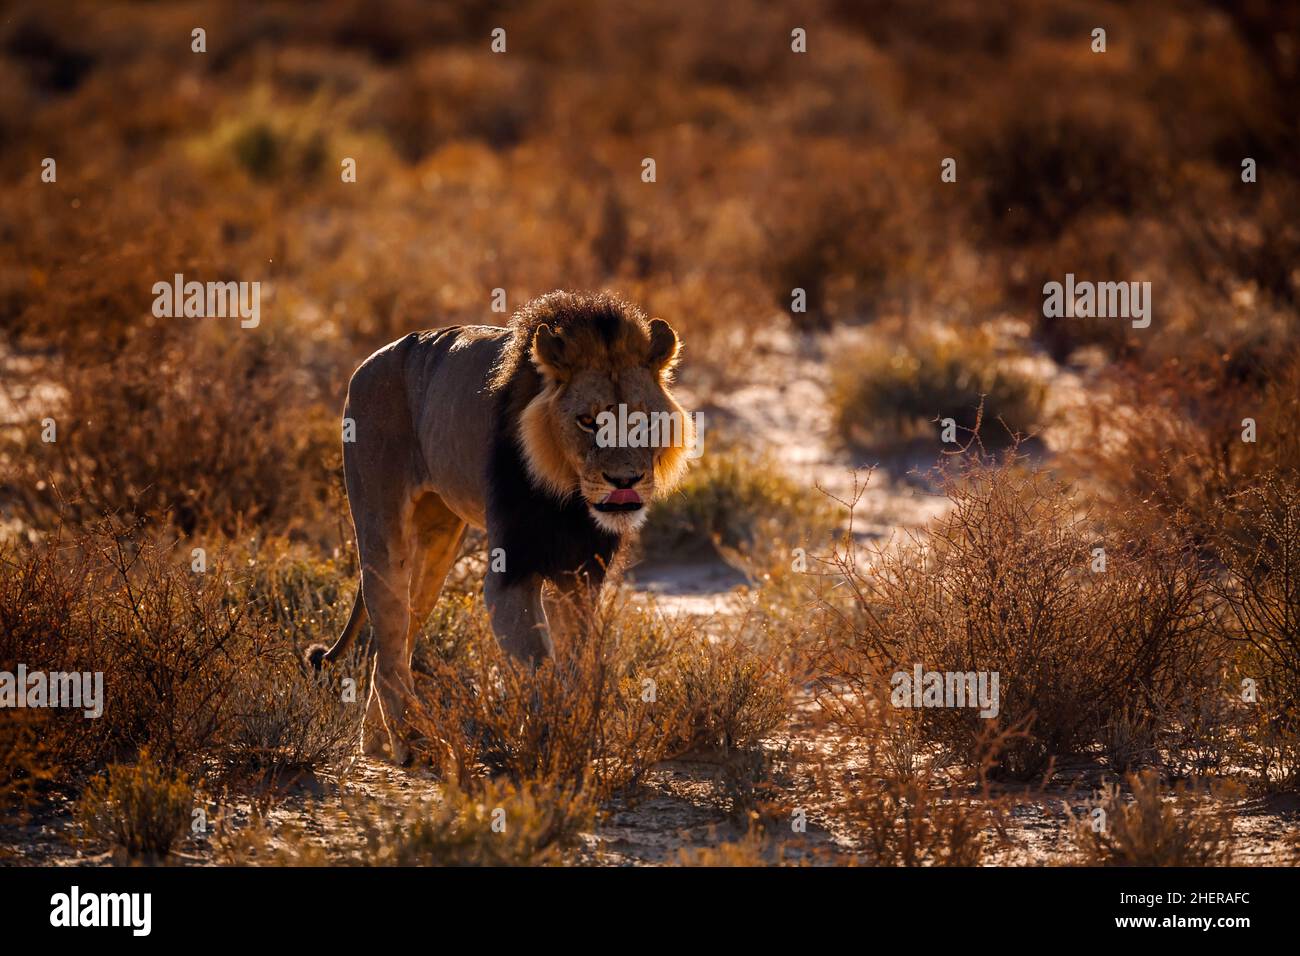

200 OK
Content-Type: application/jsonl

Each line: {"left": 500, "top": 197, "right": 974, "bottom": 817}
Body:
{"left": 604, "top": 489, "right": 642, "bottom": 506}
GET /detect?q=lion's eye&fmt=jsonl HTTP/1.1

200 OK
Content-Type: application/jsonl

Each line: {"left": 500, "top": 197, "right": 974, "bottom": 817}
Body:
{"left": 576, "top": 414, "right": 597, "bottom": 431}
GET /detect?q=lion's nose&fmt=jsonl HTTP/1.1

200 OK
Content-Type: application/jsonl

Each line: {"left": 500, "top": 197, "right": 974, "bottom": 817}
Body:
{"left": 603, "top": 472, "right": 644, "bottom": 489}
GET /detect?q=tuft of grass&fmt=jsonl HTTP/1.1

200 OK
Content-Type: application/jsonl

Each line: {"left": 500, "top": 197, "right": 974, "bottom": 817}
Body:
{"left": 218, "top": 776, "right": 594, "bottom": 867}
{"left": 346, "top": 778, "right": 594, "bottom": 867}
{"left": 77, "top": 750, "right": 195, "bottom": 861}
{"left": 0, "top": 711, "right": 55, "bottom": 827}
{"left": 1072, "top": 770, "right": 1237, "bottom": 866}
{"left": 831, "top": 325, "right": 1046, "bottom": 449}
{"left": 676, "top": 830, "right": 784, "bottom": 866}
{"left": 641, "top": 447, "right": 836, "bottom": 562}
{"left": 188, "top": 90, "right": 333, "bottom": 183}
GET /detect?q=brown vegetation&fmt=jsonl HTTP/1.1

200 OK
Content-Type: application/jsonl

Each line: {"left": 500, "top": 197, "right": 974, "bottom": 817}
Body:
{"left": 2, "top": 0, "right": 1299, "bottom": 866}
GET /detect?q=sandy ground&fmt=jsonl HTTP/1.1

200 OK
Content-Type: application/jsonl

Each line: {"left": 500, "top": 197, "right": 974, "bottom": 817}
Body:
{"left": 9, "top": 713, "right": 1297, "bottom": 867}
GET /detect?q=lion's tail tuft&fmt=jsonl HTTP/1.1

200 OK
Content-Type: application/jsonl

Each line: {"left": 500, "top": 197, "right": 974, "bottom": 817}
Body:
{"left": 305, "top": 643, "right": 330, "bottom": 672}
{"left": 305, "top": 587, "right": 369, "bottom": 673}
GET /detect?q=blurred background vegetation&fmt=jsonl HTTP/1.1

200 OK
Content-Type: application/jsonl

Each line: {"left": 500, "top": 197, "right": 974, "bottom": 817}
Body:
{"left": 0, "top": 0, "right": 1297, "bottom": 543}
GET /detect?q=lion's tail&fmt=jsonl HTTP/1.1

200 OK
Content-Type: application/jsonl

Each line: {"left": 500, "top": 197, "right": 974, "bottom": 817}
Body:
{"left": 305, "top": 587, "right": 369, "bottom": 671}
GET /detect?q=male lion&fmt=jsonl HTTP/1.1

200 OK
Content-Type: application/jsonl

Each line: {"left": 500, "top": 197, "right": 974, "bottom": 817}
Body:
{"left": 308, "top": 291, "right": 693, "bottom": 762}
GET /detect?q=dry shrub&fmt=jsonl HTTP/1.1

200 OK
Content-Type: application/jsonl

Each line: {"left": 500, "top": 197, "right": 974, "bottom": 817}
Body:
{"left": 1078, "top": 353, "right": 1300, "bottom": 548}
{"left": 961, "top": 93, "right": 1160, "bottom": 247}
{"left": 219, "top": 652, "right": 361, "bottom": 785}
{"left": 753, "top": 141, "right": 924, "bottom": 328}
{"left": 310, "top": 0, "right": 496, "bottom": 64}
{"left": 0, "top": 531, "right": 164, "bottom": 770}
{"left": 831, "top": 324, "right": 1046, "bottom": 449}
{"left": 838, "top": 772, "right": 1001, "bottom": 867}
{"left": 1216, "top": 471, "right": 1300, "bottom": 695}
{"left": 411, "top": 585, "right": 790, "bottom": 805}
{"left": 361, "top": 50, "right": 543, "bottom": 161}
{"left": 77, "top": 749, "right": 194, "bottom": 860}
{"left": 1214, "top": 470, "right": 1300, "bottom": 787}
{"left": 658, "top": 638, "right": 789, "bottom": 755}
{"left": 1071, "top": 770, "right": 1237, "bottom": 866}
{"left": 411, "top": 589, "right": 692, "bottom": 799}
{"left": 1234, "top": 705, "right": 1300, "bottom": 793}
{"left": 810, "top": 697, "right": 1011, "bottom": 865}
{"left": 7, "top": 329, "right": 338, "bottom": 537}
{"left": 0, "top": 524, "right": 359, "bottom": 783}
{"left": 1176, "top": 178, "right": 1300, "bottom": 316}
{"left": 0, "top": 711, "right": 55, "bottom": 824}
{"left": 1159, "top": 677, "right": 1243, "bottom": 780}
{"left": 811, "top": 600, "right": 1015, "bottom": 865}
{"left": 59, "top": 530, "right": 264, "bottom": 773}
{"left": 817, "top": 454, "right": 1219, "bottom": 779}
{"left": 1099, "top": 704, "right": 1164, "bottom": 776}
{"left": 711, "top": 745, "right": 800, "bottom": 827}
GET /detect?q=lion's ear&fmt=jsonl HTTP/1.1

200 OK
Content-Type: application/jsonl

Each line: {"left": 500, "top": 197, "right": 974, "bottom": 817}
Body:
{"left": 531, "top": 324, "right": 569, "bottom": 381}
{"left": 647, "top": 318, "right": 680, "bottom": 374}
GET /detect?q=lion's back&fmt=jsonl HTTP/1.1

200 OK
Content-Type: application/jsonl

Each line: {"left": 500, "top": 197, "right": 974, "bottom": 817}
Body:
{"left": 342, "top": 324, "right": 511, "bottom": 530}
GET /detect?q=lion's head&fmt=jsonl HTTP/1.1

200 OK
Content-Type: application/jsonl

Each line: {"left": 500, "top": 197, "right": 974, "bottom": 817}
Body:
{"left": 494, "top": 291, "right": 694, "bottom": 535}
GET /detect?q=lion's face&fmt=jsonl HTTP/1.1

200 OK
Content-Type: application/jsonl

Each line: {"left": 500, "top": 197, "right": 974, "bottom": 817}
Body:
{"left": 519, "top": 316, "right": 693, "bottom": 536}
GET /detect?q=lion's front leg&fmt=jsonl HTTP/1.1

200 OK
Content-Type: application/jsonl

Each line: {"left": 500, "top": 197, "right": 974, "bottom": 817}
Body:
{"left": 543, "top": 570, "right": 601, "bottom": 649}
{"left": 484, "top": 570, "right": 552, "bottom": 666}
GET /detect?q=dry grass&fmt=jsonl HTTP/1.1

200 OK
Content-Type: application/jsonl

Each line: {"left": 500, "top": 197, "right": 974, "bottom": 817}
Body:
{"left": 3, "top": 0, "right": 1299, "bottom": 867}
{"left": 1071, "top": 770, "right": 1238, "bottom": 867}
{"left": 0, "top": 524, "right": 361, "bottom": 783}
{"left": 814, "top": 453, "right": 1223, "bottom": 780}
{"left": 76, "top": 750, "right": 195, "bottom": 861}
{"left": 640, "top": 445, "right": 837, "bottom": 562}
{"left": 0, "top": 711, "right": 55, "bottom": 827}
{"left": 1214, "top": 470, "right": 1300, "bottom": 788}
{"left": 409, "top": 585, "right": 789, "bottom": 800}
{"left": 830, "top": 324, "right": 1047, "bottom": 449}
{"left": 218, "top": 776, "right": 593, "bottom": 867}
{"left": 346, "top": 778, "right": 593, "bottom": 867}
